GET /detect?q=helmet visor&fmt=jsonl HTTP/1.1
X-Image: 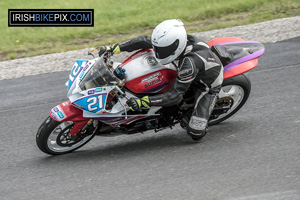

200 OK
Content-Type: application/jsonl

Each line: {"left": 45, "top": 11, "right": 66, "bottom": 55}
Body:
{"left": 153, "top": 39, "right": 179, "bottom": 59}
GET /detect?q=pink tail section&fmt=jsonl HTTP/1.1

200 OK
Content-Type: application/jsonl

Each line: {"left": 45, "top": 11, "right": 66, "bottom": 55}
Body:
{"left": 223, "top": 58, "right": 258, "bottom": 79}
{"left": 208, "top": 37, "right": 244, "bottom": 47}
{"left": 208, "top": 37, "right": 265, "bottom": 79}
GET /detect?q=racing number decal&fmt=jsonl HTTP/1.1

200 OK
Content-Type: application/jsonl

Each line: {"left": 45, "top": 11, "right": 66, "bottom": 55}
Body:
{"left": 69, "top": 62, "right": 81, "bottom": 82}
{"left": 74, "top": 93, "right": 107, "bottom": 113}
{"left": 87, "top": 95, "right": 103, "bottom": 111}
{"left": 68, "top": 60, "right": 87, "bottom": 90}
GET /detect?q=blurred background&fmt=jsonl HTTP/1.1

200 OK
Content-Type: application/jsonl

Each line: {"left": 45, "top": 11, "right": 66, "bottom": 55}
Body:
{"left": 1, "top": 0, "right": 299, "bottom": 60}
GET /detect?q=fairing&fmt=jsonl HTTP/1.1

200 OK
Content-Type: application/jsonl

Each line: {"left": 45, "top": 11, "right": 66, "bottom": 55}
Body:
{"left": 208, "top": 37, "right": 265, "bottom": 79}
{"left": 50, "top": 101, "right": 89, "bottom": 136}
{"left": 121, "top": 49, "right": 177, "bottom": 94}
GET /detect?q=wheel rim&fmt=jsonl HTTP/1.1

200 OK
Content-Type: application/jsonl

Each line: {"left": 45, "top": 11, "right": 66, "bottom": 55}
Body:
{"left": 47, "top": 121, "right": 95, "bottom": 153}
{"left": 209, "top": 85, "right": 245, "bottom": 123}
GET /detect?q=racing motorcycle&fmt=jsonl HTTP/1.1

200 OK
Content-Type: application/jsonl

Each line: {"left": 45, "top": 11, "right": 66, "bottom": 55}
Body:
{"left": 36, "top": 37, "right": 265, "bottom": 155}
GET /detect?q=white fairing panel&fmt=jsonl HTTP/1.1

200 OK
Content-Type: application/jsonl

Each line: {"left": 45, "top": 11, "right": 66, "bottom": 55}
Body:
{"left": 121, "top": 50, "right": 177, "bottom": 82}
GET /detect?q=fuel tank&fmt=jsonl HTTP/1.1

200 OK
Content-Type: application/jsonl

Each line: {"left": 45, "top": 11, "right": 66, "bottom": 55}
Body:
{"left": 121, "top": 49, "right": 177, "bottom": 94}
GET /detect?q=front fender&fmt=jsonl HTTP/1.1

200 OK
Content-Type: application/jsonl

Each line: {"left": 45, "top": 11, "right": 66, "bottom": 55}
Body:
{"left": 50, "top": 100, "right": 87, "bottom": 122}
{"left": 50, "top": 101, "right": 89, "bottom": 136}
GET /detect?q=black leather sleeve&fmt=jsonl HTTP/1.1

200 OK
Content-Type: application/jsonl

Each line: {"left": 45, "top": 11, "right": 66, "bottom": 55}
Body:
{"left": 119, "top": 35, "right": 152, "bottom": 52}
{"left": 149, "top": 57, "right": 199, "bottom": 106}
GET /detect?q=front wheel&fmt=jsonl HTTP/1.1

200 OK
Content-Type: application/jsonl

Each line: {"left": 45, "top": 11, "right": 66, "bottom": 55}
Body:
{"left": 36, "top": 117, "right": 97, "bottom": 155}
{"left": 209, "top": 74, "right": 251, "bottom": 126}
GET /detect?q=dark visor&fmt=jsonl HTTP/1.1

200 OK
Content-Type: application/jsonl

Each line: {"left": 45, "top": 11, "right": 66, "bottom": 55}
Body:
{"left": 153, "top": 39, "right": 179, "bottom": 59}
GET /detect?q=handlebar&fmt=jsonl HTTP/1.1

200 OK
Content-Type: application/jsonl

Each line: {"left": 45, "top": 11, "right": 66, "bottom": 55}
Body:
{"left": 87, "top": 47, "right": 113, "bottom": 63}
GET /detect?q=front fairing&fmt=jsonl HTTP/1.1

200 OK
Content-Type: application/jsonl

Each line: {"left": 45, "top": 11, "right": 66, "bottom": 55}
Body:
{"left": 78, "top": 58, "right": 120, "bottom": 91}
{"left": 66, "top": 57, "right": 125, "bottom": 115}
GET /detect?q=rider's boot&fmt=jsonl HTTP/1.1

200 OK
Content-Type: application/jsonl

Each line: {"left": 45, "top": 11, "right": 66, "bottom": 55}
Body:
{"left": 186, "top": 116, "right": 208, "bottom": 141}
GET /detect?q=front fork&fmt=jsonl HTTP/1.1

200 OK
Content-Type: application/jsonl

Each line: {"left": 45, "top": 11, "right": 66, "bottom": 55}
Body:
{"left": 50, "top": 100, "right": 94, "bottom": 136}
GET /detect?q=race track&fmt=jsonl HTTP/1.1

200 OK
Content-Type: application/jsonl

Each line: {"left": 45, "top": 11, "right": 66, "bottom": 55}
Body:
{"left": 0, "top": 37, "right": 300, "bottom": 200}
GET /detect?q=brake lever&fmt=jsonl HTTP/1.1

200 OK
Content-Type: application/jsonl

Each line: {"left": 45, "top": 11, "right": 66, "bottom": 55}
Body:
{"left": 88, "top": 51, "right": 95, "bottom": 59}
{"left": 88, "top": 47, "right": 100, "bottom": 58}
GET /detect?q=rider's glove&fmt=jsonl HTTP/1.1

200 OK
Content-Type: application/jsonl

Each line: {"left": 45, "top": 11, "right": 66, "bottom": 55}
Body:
{"left": 127, "top": 96, "right": 151, "bottom": 111}
{"left": 114, "top": 66, "right": 126, "bottom": 79}
{"left": 98, "top": 43, "right": 121, "bottom": 57}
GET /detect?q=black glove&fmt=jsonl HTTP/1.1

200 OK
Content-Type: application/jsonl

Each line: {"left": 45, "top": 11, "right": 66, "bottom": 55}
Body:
{"left": 126, "top": 96, "right": 151, "bottom": 111}
{"left": 98, "top": 43, "right": 121, "bottom": 57}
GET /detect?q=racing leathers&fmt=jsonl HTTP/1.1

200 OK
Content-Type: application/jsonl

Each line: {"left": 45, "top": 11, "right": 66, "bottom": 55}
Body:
{"left": 118, "top": 34, "right": 223, "bottom": 137}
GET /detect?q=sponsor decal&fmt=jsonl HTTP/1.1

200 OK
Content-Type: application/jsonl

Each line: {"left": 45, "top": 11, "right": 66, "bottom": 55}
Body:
{"left": 8, "top": 9, "right": 94, "bottom": 27}
{"left": 57, "top": 111, "right": 65, "bottom": 119}
{"left": 151, "top": 99, "right": 163, "bottom": 103}
{"left": 79, "top": 71, "right": 85, "bottom": 78}
{"left": 88, "top": 90, "right": 95, "bottom": 95}
{"left": 53, "top": 107, "right": 59, "bottom": 112}
{"left": 50, "top": 111, "right": 58, "bottom": 120}
{"left": 95, "top": 87, "right": 103, "bottom": 93}
{"left": 189, "top": 116, "right": 207, "bottom": 130}
{"left": 144, "top": 77, "right": 163, "bottom": 88}
{"left": 51, "top": 106, "right": 66, "bottom": 120}
{"left": 83, "top": 62, "right": 89, "bottom": 71}
{"left": 180, "top": 76, "right": 193, "bottom": 81}
{"left": 208, "top": 58, "right": 216, "bottom": 62}
{"left": 142, "top": 72, "right": 161, "bottom": 82}
{"left": 178, "top": 67, "right": 193, "bottom": 81}
{"left": 179, "top": 69, "right": 192, "bottom": 77}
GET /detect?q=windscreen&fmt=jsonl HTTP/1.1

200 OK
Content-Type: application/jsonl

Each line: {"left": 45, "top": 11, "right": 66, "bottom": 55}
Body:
{"left": 79, "top": 58, "right": 120, "bottom": 90}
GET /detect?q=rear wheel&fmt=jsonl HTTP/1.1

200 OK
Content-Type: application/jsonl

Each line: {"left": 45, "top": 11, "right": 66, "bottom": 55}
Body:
{"left": 36, "top": 117, "right": 97, "bottom": 155}
{"left": 209, "top": 74, "right": 251, "bottom": 126}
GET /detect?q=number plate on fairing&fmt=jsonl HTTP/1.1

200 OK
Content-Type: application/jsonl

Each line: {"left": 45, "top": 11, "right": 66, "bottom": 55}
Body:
{"left": 73, "top": 93, "right": 107, "bottom": 113}
{"left": 68, "top": 60, "right": 88, "bottom": 91}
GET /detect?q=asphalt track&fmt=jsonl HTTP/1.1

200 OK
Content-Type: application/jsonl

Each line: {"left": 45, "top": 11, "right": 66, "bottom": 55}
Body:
{"left": 0, "top": 37, "right": 300, "bottom": 200}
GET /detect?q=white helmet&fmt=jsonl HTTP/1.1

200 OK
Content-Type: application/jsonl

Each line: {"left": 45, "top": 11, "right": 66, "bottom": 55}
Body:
{"left": 151, "top": 19, "right": 187, "bottom": 65}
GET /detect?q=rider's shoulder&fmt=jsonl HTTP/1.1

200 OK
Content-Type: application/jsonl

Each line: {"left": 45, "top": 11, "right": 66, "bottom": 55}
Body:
{"left": 187, "top": 34, "right": 210, "bottom": 50}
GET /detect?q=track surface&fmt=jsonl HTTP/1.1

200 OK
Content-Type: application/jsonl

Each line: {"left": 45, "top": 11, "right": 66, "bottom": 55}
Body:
{"left": 0, "top": 38, "right": 300, "bottom": 200}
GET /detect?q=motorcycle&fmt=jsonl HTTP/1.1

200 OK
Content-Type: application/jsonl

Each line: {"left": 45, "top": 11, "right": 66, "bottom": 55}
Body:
{"left": 36, "top": 37, "right": 265, "bottom": 155}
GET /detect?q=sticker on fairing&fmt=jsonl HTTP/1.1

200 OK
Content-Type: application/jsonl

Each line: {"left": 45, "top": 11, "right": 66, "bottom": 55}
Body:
{"left": 50, "top": 106, "right": 66, "bottom": 121}
{"left": 74, "top": 93, "right": 107, "bottom": 113}
{"left": 87, "top": 87, "right": 103, "bottom": 95}
{"left": 68, "top": 60, "right": 87, "bottom": 90}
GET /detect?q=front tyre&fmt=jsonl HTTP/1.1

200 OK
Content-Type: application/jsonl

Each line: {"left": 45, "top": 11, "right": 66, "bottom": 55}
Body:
{"left": 36, "top": 117, "right": 96, "bottom": 155}
{"left": 208, "top": 74, "right": 251, "bottom": 126}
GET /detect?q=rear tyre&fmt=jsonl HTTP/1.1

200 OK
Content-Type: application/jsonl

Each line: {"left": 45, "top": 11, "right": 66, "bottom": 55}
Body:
{"left": 36, "top": 116, "right": 96, "bottom": 155}
{"left": 208, "top": 74, "right": 251, "bottom": 126}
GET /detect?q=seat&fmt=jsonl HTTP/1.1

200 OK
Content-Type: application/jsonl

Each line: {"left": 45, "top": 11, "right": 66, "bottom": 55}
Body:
{"left": 211, "top": 42, "right": 264, "bottom": 66}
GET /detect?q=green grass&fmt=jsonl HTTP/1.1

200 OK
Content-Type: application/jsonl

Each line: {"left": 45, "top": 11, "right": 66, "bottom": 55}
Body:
{"left": 1, "top": 0, "right": 299, "bottom": 60}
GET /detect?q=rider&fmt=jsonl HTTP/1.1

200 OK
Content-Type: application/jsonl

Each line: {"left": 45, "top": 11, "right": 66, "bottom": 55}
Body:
{"left": 98, "top": 19, "right": 223, "bottom": 140}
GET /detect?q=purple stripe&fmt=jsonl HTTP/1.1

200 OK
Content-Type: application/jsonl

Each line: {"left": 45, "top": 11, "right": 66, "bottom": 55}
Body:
{"left": 216, "top": 41, "right": 261, "bottom": 46}
{"left": 223, "top": 49, "right": 265, "bottom": 73}
{"left": 90, "top": 116, "right": 128, "bottom": 120}
{"left": 142, "top": 81, "right": 168, "bottom": 93}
